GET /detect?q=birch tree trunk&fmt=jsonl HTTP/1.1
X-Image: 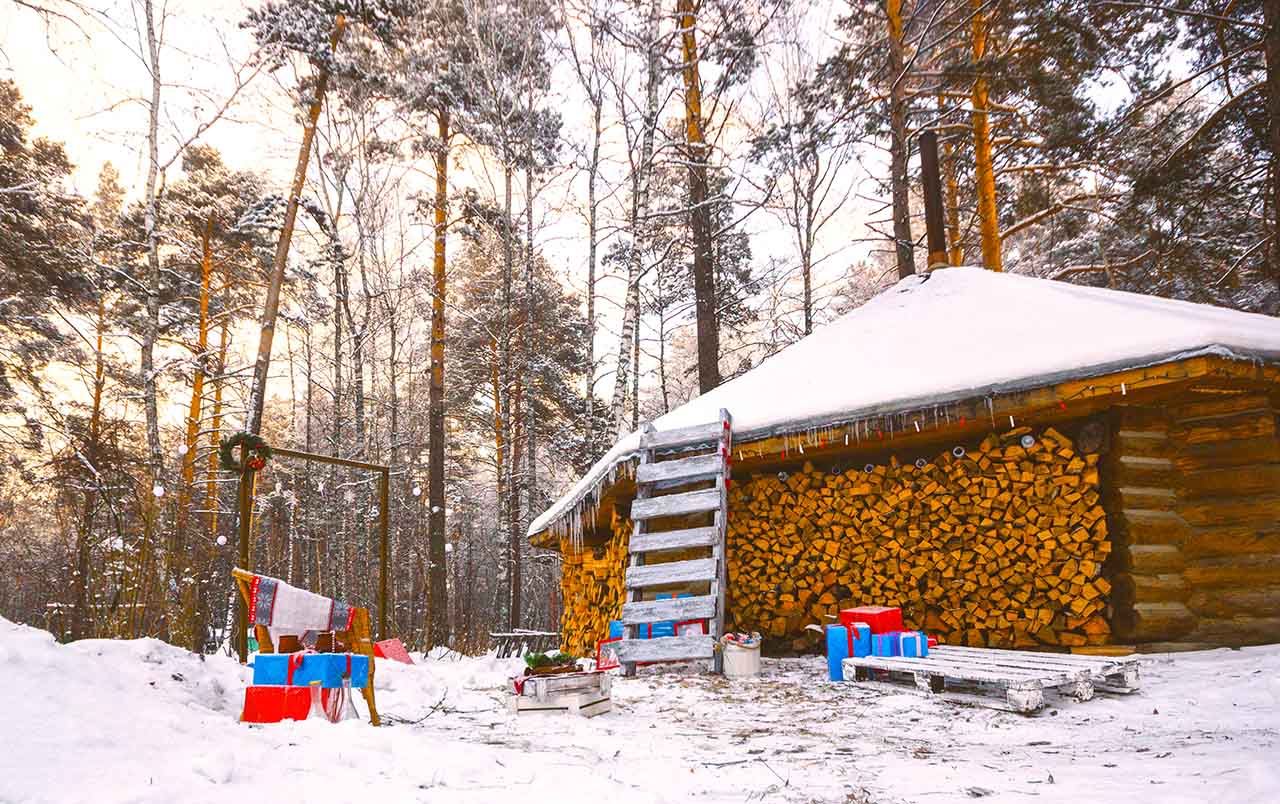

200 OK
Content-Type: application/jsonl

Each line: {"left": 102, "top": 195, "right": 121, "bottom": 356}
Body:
{"left": 138, "top": 0, "right": 164, "bottom": 636}
{"left": 523, "top": 74, "right": 538, "bottom": 541}
{"left": 585, "top": 91, "right": 601, "bottom": 447}
{"left": 610, "top": 0, "right": 661, "bottom": 439}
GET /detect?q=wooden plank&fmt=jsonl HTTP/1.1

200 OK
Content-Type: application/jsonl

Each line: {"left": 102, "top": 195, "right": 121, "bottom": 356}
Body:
{"left": 640, "top": 421, "right": 724, "bottom": 451}
{"left": 613, "top": 635, "right": 716, "bottom": 663}
{"left": 621, "top": 594, "right": 716, "bottom": 624}
{"left": 1180, "top": 494, "right": 1280, "bottom": 527}
{"left": 1185, "top": 615, "right": 1280, "bottom": 646}
{"left": 1119, "top": 509, "right": 1189, "bottom": 545}
{"left": 1183, "top": 524, "right": 1280, "bottom": 558}
{"left": 630, "top": 489, "right": 721, "bottom": 520}
{"left": 630, "top": 526, "right": 718, "bottom": 553}
{"left": 1116, "top": 486, "right": 1177, "bottom": 511}
{"left": 840, "top": 656, "right": 1061, "bottom": 687}
{"left": 1188, "top": 585, "right": 1280, "bottom": 619}
{"left": 510, "top": 692, "right": 612, "bottom": 716}
{"left": 845, "top": 677, "right": 1045, "bottom": 714}
{"left": 1113, "top": 571, "right": 1190, "bottom": 603}
{"left": 1111, "top": 600, "right": 1197, "bottom": 642}
{"left": 1171, "top": 411, "right": 1276, "bottom": 445}
{"left": 1183, "top": 553, "right": 1280, "bottom": 587}
{"left": 626, "top": 558, "right": 717, "bottom": 588}
{"left": 928, "top": 648, "right": 1131, "bottom": 684}
{"left": 636, "top": 453, "right": 722, "bottom": 485}
{"left": 1174, "top": 435, "right": 1280, "bottom": 471}
{"left": 1181, "top": 464, "right": 1280, "bottom": 499}
{"left": 1114, "top": 456, "right": 1175, "bottom": 487}
{"left": 932, "top": 645, "right": 1139, "bottom": 673}
{"left": 1126, "top": 544, "right": 1186, "bottom": 574}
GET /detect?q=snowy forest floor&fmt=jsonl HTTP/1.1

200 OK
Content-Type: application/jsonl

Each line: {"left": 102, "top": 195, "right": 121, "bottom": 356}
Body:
{"left": 1, "top": 617, "right": 1277, "bottom": 804}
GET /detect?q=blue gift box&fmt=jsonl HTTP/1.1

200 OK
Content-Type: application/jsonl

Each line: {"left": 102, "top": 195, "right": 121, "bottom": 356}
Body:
{"left": 253, "top": 653, "right": 369, "bottom": 689}
{"left": 825, "top": 622, "right": 871, "bottom": 681}
{"left": 898, "top": 631, "right": 929, "bottom": 658}
{"left": 872, "top": 633, "right": 900, "bottom": 657}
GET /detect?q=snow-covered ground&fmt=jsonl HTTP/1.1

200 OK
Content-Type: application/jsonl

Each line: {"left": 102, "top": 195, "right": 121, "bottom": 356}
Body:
{"left": 1, "top": 616, "right": 1277, "bottom": 803}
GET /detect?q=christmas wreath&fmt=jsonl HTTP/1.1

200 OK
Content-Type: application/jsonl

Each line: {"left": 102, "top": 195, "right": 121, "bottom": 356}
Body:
{"left": 218, "top": 432, "right": 273, "bottom": 473}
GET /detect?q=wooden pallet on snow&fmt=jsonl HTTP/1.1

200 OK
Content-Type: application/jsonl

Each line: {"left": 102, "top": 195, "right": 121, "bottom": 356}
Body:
{"left": 841, "top": 645, "right": 1141, "bottom": 713}
{"left": 509, "top": 670, "right": 613, "bottom": 718}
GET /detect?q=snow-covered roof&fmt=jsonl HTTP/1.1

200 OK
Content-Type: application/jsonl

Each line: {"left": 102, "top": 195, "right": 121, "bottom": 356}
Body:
{"left": 531, "top": 267, "right": 1280, "bottom": 539}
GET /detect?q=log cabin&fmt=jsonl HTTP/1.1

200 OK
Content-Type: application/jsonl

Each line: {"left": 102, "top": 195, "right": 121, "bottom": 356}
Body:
{"left": 531, "top": 267, "right": 1280, "bottom": 656}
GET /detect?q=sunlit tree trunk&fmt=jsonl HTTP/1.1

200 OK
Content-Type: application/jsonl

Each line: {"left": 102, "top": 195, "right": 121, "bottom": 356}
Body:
{"left": 246, "top": 15, "right": 347, "bottom": 434}
{"left": 172, "top": 216, "right": 214, "bottom": 650}
{"left": 677, "top": 0, "right": 721, "bottom": 392}
{"left": 427, "top": 104, "right": 451, "bottom": 646}
{"left": 887, "top": 0, "right": 914, "bottom": 279}
{"left": 971, "top": 0, "right": 1002, "bottom": 272}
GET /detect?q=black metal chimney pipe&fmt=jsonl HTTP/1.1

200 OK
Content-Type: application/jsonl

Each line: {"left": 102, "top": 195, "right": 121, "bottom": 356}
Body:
{"left": 919, "top": 130, "right": 949, "bottom": 271}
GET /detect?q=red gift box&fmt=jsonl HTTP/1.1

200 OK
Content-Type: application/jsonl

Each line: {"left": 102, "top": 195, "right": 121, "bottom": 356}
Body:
{"left": 241, "top": 685, "right": 313, "bottom": 723}
{"left": 374, "top": 638, "right": 414, "bottom": 665}
{"left": 840, "top": 606, "right": 904, "bottom": 634}
{"left": 927, "top": 635, "right": 939, "bottom": 648}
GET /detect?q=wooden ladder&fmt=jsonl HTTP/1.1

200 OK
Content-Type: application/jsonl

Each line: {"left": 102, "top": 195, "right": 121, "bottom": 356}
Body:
{"left": 617, "top": 409, "right": 731, "bottom": 675}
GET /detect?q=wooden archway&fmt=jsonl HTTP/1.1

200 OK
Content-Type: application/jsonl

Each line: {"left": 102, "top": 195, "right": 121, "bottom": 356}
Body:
{"left": 234, "top": 446, "right": 391, "bottom": 661}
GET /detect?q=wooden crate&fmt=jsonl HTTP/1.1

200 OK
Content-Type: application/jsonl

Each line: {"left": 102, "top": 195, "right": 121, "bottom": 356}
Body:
{"left": 510, "top": 670, "right": 612, "bottom": 718}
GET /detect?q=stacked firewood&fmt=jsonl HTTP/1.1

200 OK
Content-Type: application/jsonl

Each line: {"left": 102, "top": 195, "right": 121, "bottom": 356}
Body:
{"left": 726, "top": 427, "right": 1113, "bottom": 650}
{"left": 557, "top": 518, "right": 629, "bottom": 656}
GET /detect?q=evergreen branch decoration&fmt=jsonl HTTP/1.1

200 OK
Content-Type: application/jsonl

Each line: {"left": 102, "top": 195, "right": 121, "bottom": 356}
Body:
{"left": 218, "top": 432, "right": 273, "bottom": 473}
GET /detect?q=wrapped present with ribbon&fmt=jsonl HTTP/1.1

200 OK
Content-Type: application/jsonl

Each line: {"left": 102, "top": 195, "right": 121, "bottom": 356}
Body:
{"left": 840, "top": 606, "right": 904, "bottom": 635}
{"left": 254, "top": 653, "right": 369, "bottom": 689}
{"left": 825, "top": 622, "right": 871, "bottom": 681}
{"left": 897, "top": 631, "right": 929, "bottom": 658}
{"left": 872, "top": 632, "right": 901, "bottom": 657}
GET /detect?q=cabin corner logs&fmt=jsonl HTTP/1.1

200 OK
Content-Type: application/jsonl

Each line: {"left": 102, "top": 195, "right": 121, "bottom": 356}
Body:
{"left": 558, "top": 401, "right": 1280, "bottom": 655}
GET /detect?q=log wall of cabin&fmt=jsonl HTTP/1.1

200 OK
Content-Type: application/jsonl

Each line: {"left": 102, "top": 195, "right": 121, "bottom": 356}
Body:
{"left": 1108, "top": 393, "right": 1280, "bottom": 649}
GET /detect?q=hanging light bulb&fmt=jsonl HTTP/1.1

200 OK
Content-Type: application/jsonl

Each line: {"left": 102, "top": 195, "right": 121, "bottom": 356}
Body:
{"left": 444, "top": 543, "right": 453, "bottom": 554}
{"left": 412, "top": 486, "right": 422, "bottom": 498}
{"left": 216, "top": 535, "right": 227, "bottom": 546}
{"left": 152, "top": 484, "right": 166, "bottom": 498}
{"left": 177, "top": 443, "right": 189, "bottom": 457}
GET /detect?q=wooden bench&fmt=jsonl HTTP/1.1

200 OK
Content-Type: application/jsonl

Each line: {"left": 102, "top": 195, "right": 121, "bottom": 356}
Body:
{"left": 841, "top": 644, "right": 1141, "bottom": 713}
{"left": 489, "top": 630, "right": 559, "bottom": 658}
